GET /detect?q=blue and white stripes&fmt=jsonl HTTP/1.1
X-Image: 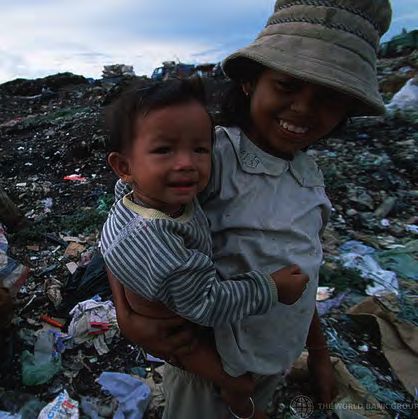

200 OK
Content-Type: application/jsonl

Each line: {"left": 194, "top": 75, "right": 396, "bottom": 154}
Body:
{"left": 101, "top": 194, "right": 276, "bottom": 327}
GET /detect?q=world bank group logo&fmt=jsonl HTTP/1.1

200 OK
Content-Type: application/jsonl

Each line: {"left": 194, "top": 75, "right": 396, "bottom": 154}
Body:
{"left": 290, "top": 395, "right": 314, "bottom": 418}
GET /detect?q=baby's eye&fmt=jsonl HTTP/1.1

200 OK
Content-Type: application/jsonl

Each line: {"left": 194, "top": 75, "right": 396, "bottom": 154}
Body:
{"left": 151, "top": 147, "right": 171, "bottom": 154}
{"left": 194, "top": 147, "right": 210, "bottom": 154}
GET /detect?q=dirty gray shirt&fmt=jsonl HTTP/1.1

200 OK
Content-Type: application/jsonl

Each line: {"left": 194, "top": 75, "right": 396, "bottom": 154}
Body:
{"left": 200, "top": 126, "right": 332, "bottom": 377}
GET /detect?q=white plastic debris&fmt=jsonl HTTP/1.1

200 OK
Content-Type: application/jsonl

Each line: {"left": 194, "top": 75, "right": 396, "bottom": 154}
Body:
{"left": 316, "top": 287, "right": 335, "bottom": 301}
{"left": 339, "top": 241, "right": 399, "bottom": 296}
{"left": 386, "top": 76, "right": 418, "bottom": 112}
{"left": 380, "top": 218, "right": 390, "bottom": 227}
{"left": 405, "top": 224, "right": 418, "bottom": 235}
{"left": 38, "top": 390, "right": 79, "bottom": 419}
{"left": 68, "top": 298, "right": 118, "bottom": 355}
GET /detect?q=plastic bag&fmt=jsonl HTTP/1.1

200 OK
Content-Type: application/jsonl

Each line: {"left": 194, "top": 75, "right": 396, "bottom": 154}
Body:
{"left": 386, "top": 77, "right": 418, "bottom": 112}
{"left": 21, "top": 331, "right": 62, "bottom": 386}
{"left": 37, "top": 391, "right": 79, "bottom": 419}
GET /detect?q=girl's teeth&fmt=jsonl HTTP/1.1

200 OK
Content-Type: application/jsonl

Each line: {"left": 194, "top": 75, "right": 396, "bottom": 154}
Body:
{"left": 280, "top": 120, "right": 308, "bottom": 134}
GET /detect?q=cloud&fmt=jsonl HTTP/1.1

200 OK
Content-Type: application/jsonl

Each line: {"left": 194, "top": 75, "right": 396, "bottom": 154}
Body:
{"left": 0, "top": 0, "right": 275, "bottom": 83}
{"left": 1, "top": 0, "right": 416, "bottom": 82}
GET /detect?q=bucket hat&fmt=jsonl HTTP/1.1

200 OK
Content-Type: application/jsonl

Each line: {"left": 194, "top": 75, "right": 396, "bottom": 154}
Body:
{"left": 222, "top": 0, "right": 392, "bottom": 115}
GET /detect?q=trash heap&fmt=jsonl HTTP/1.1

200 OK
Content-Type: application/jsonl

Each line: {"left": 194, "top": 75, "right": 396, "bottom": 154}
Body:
{"left": 102, "top": 64, "right": 136, "bottom": 78}
{"left": 0, "top": 51, "right": 417, "bottom": 419}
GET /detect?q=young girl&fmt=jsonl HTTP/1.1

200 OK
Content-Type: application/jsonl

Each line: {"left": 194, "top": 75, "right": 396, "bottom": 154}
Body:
{"left": 110, "top": 0, "right": 392, "bottom": 417}
{"left": 101, "top": 78, "right": 309, "bottom": 418}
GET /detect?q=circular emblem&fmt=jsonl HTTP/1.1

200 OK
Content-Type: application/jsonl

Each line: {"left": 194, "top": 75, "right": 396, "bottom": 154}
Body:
{"left": 290, "top": 395, "right": 314, "bottom": 418}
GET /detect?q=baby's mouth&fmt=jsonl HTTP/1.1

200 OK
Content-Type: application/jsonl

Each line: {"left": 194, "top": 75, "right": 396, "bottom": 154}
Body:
{"left": 167, "top": 180, "right": 197, "bottom": 188}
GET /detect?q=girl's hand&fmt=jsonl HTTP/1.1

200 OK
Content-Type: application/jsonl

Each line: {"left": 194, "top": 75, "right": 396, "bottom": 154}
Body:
{"left": 271, "top": 264, "right": 309, "bottom": 305}
{"left": 107, "top": 269, "right": 197, "bottom": 360}
{"left": 307, "top": 348, "right": 337, "bottom": 405}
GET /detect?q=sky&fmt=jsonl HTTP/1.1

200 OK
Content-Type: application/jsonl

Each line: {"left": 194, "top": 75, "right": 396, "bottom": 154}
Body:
{"left": 0, "top": 0, "right": 417, "bottom": 83}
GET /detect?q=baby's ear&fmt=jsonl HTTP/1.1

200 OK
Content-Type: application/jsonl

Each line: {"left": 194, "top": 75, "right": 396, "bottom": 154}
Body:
{"left": 108, "top": 152, "right": 132, "bottom": 183}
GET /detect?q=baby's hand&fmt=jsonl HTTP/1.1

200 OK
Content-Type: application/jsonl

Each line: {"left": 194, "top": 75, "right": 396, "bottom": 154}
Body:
{"left": 271, "top": 264, "right": 309, "bottom": 305}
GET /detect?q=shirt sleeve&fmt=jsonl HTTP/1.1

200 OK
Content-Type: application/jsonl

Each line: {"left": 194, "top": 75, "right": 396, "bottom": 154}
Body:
{"left": 114, "top": 180, "right": 132, "bottom": 202}
{"left": 103, "top": 220, "right": 277, "bottom": 327}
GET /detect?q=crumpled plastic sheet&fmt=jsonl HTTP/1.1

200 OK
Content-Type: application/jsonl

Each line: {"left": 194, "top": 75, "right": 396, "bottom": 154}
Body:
{"left": 0, "top": 412, "right": 21, "bottom": 418}
{"left": 339, "top": 241, "right": 399, "bottom": 296}
{"left": 38, "top": 390, "right": 79, "bottom": 419}
{"left": 317, "top": 291, "right": 349, "bottom": 316}
{"left": 0, "top": 224, "right": 26, "bottom": 293}
{"left": 386, "top": 76, "right": 418, "bottom": 112}
{"left": 21, "top": 330, "right": 62, "bottom": 386}
{"left": 97, "top": 372, "right": 151, "bottom": 419}
{"left": 67, "top": 297, "right": 118, "bottom": 355}
{"left": 376, "top": 240, "right": 418, "bottom": 280}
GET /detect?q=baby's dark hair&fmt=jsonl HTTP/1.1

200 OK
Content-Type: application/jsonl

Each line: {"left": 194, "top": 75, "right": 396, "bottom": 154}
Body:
{"left": 106, "top": 77, "right": 207, "bottom": 153}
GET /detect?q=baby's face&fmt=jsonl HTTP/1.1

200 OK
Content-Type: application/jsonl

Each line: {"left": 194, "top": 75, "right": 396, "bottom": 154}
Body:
{"left": 128, "top": 100, "right": 212, "bottom": 213}
{"left": 244, "top": 69, "right": 353, "bottom": 157}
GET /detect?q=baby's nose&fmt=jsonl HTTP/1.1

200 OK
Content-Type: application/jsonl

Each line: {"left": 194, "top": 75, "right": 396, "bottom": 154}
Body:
{"left": 174, "top": 152, "right": 195, "bottom": 170}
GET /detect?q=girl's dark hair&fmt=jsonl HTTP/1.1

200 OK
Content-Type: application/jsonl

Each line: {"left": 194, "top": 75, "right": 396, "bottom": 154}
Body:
{"left": 218, "top": 59, "right": 265, "bottom": 130}
{"left": 106, "top": 77, "right": 207, "bottom": 153}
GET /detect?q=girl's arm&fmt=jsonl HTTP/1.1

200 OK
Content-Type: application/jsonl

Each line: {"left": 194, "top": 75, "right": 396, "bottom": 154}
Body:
{"left": 306, "top": 308, "right": 337, "bottom": 404}
{"left": 108, "top": 269, "right": 196, "bottom": 359}
{"left": 109, "top": 270, "right": 256, "bottom": 418}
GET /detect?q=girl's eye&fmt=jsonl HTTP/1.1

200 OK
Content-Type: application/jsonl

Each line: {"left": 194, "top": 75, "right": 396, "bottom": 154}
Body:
{"left": 195, "top": 147, "right": 210, "bottom": 154}
{"left": 152, "top": 147, "right": 171, "bottom": 154}
{"left": 276, "top": 81, "right": 296, "bottom": 92}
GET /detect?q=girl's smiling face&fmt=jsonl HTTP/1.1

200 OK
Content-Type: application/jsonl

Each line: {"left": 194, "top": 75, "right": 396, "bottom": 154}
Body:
{"left": 244, "top": 69, "right": 353, "bottom": 157}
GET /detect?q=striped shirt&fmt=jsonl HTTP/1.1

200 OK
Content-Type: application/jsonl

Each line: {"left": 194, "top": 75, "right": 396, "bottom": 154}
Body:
{"left": 101, "top": 192, "right": 277, "bottom": 327}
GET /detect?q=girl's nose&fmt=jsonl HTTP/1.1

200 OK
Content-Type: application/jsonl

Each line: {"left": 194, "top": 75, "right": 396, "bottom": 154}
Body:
{"left": 290, "top": 85, "right": 317, "bottom": 114}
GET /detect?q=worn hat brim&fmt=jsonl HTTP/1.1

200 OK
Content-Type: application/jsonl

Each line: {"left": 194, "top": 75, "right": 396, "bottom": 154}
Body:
{"left": 223, "top": 33, "right": 386, "bottom": 116}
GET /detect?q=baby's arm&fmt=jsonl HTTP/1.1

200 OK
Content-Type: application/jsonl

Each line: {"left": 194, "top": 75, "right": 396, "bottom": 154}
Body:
{"left": 155, "top": 256, "right": 309, "bottom": 326}
{"left": 104, "top": 225, "right": 309, "bottom": 327}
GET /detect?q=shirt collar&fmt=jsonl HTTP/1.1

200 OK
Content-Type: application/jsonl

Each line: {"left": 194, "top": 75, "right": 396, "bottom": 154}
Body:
{"left": 219, "top": 126, "right": 324, "bottom": 187}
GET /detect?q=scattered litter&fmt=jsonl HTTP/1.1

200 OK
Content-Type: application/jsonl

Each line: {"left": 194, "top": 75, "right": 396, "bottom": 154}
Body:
{"left": 339, "top": 241, "right": 399, "bottom": 296}
{"left": 146, "top": 353, "right": 165, "bottom": 364}
{"left": 42, "top": 197, "right": 53, "bottom": 213}
{"left": 21, "top": 330, "right": 62, "bottom": 386}
{"left": 405, "top": 224, "right": 418, "bottom": 234}
{"left": 375, "top": 240, "right": 418, "bottom": 280}
{"left": 62, "top": 236, "right": 86, "bottom": 243}
{"left": 0, "top": 224, "right": 30, "bottom": 296}
{"left": 64, "top": 242, "right": 86, "bottom": 258}
{"left": 38, "top": 390, "right": 79, "bottom": 419}
{"left": 80, "top": 396, "right": 116, "bottom": 419}
{"left": 67, "top": 298, "right": 118, "bottom": 355}
{"left": 97, "top": 372, "right": 151, "bottom": 419}
{"left": 317, "top": 291, "right": 349, "bottom": 316}
{"left": 66, "top": 262, "right": 78, "bottom": 274}
{"left": 40, "top": 314, "right": 64, "bottom": 329}
{"left": 316, "top": 286, "right": 334, "bottom": 301}
{"left": 386, "top": 76, "right": 418, "bottom": 112}
{"left": 102, "top": 64, "right": 135, "bottom": 78}
{"left": 44, "top": 277, "right": 63, "bottom": 308}
{"left": 63, "top": 175, "right": 87, "bottom": 182}
{"left": 380, "top": 218, "right": 390, "bottom": 227}
{"left": 26, "top": 244, "right": 40, "bottom": 251}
